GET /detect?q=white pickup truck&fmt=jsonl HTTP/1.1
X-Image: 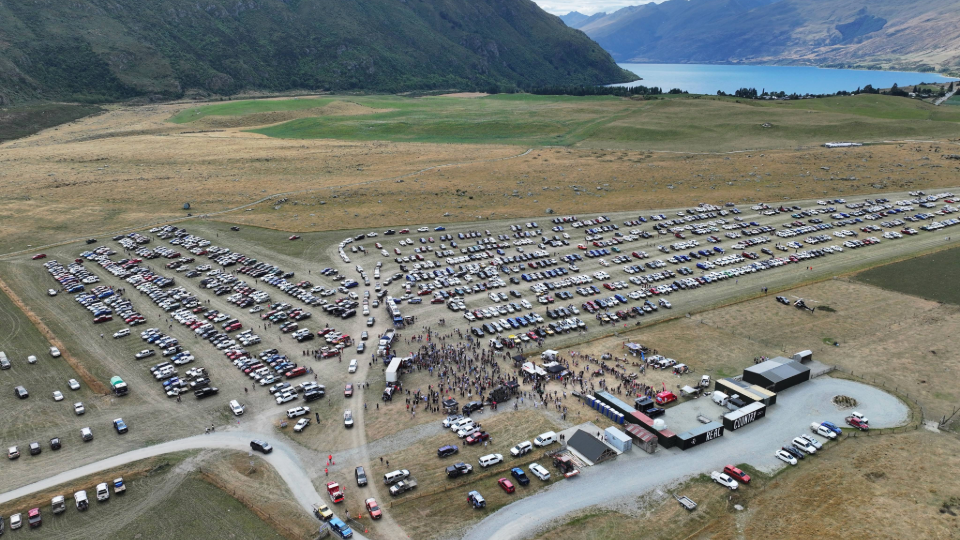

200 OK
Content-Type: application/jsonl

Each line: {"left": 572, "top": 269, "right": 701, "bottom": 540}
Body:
{"left": 810, "top": 423, "right": 837, "bottom": 439}
{"left": 710, "top": 471, "right": 739, "bottom": 490}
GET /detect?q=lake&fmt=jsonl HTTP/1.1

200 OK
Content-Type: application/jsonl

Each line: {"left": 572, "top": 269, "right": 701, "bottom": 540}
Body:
{"left": 612, "top": 64, "right": 957, "bottom": 95}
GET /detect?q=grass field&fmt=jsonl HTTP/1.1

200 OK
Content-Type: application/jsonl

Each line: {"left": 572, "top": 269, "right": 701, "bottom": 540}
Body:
{"left": 854, "top": 245, "right": 960, "bottom": 305}
{"left": 169, "top": 97, "right": 336, "bottom": 123}
{"left": 534, "top": 430, "right": 960, "bottom": 540}
{"left": 243, "top": 94, "right": 960, "bottom": 151}
{"left": 944, "top": 94, "right": 960, "bottom": 106}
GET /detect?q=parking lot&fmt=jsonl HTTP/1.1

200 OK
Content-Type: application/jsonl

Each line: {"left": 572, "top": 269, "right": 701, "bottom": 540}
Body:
{"left": 0, "top": 186, "right": 955, "bottom": 537}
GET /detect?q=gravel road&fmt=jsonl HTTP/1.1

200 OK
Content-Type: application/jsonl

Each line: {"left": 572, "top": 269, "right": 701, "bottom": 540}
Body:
{"left": 0, "top": 429, "right": 371, "bottom": 540}
{"left": 462, "top": 377, "right": 908, "bottom": 540}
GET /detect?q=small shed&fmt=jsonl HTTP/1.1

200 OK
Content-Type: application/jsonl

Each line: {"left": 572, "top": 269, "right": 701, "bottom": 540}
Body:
{"left": 792, "top": 350, "right": 813, "bottom": 363}
{"left": 604, "top": 427, "right": 632, "bottom": 453}
{"left": 625, "top": 424, "right": 658, "bottom": 454}
{"left": 567, "top": 429, "right": 619, "bottom": 466}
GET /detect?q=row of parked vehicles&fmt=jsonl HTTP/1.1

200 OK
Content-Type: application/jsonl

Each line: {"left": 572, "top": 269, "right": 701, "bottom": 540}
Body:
{"left": 0, "top": 478, "right": 125, "bottom": 531}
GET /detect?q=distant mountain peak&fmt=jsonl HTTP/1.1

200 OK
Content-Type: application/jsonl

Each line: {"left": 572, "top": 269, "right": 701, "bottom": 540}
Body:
{"left": 571, "top": 0, "right": 960, "bottom": 71}
{"left": 560, "top": 11, "right": 608, "bottom": 29}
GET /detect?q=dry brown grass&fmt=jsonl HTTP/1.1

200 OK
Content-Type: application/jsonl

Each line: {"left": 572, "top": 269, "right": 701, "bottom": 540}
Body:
{"left": 2, "top": 101, "right": 958, "bottom": 254}
{"left": 0, "top": 452, "right": 189, "bottom": 517}
{"left": 382, "top": 409, "right": 561, "bottom": 539}
{"left": 0, "top": 272, "right": 108, "bottom": 393}
{"left": 551, "top": 278, "right": 960, "bottom": 421}
{"left": 199, "top": 451, "right": 317, "bottom": 540}
{"left": 534, "top": 429, "right": 960, "bottom": 540}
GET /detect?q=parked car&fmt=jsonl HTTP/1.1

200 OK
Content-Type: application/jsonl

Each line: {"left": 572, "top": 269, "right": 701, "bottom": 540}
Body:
{"left": 775, "top": 449, "right": 798, "bottom": 465}
{"left": 711, "top": 471, "right": 739, "bottom": 490}
{"left": 497, "top": 478, "right": 516, "bottom": 493}
{"left": 509, "top": 441, "right": 532, "bottom": 457}
{"left": 446, "top": 462, "right": 473, "bottom": 478}
{"left": 723, "top": 465, "right": 750, "bottom": 483}
{"left": 510, "top": 467, "right": 530, "bottom": 486}
{"left": 364, "top": 497, "right": 382, "bottom": 519}
{"left": 846, "top": 416, "right": 870, "bottom": 431}
{"left": 478, "top": 453, "right": 503, "bottom": 468}
{"left": 529, "top": 463, "right": 551, "bottom": 481}
{"left": 467, "top": 490, "right": 486, "bottom": 508}
{"left": 437, "top": 445, "right": 459, "bottom": 458}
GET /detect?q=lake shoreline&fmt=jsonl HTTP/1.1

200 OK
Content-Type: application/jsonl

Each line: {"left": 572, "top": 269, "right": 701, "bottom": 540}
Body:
{"left": 610, "top": 63, "right": 958, "bottom": 95}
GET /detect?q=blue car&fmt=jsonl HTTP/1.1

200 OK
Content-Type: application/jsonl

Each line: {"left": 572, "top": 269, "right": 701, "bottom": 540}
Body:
{"left": 713, "top": 246, "right": 724, "bottom": 254}
{"left": 435, "top": 226, "right": 446, "bottom": 231}
{"left": 820, "top": 421, "right": 843, "bottom": 435}
{"left": 329, "top": 517, "right": 353, "bottom": 538}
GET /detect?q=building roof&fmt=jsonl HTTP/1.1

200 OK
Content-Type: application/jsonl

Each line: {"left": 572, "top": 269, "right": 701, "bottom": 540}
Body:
{"left": 567, "top": 429, "right": 619, "bottom": 465}
{"left": 625, "top": 424, "right": 656, "bottom": 443}
{"left": 604, "top": 426, "right": 631, "bottom": 443}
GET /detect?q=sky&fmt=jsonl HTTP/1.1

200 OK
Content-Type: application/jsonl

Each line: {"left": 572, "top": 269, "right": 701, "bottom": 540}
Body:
{"left": 532, "top": 0, "right": 653, "bottom": 15}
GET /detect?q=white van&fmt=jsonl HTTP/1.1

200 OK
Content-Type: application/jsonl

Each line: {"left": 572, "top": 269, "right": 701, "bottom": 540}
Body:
{"left": 383, "top": 469, "right": 410, "bottom": 485}
{"left": 229, "top": 400, "right": 245, "bottom": 416}
{"left": 534, "top": 431, "right": 557, "bottom": 447}
{"left": 478, "top": 453, "right": 503, "bottom": 468}
{"left": 80, "top": 427, "right": 93, "bottom": 441}
{"left": 712, "top": 391, "right": 729, "bottom": 406}
{"left": 96, "top": 483, "right": 110, "bottom": 502}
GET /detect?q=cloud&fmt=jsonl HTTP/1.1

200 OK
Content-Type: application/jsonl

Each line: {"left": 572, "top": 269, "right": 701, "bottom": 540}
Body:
{"left": 532, "top": 0, "right": 656, "bottom": 15}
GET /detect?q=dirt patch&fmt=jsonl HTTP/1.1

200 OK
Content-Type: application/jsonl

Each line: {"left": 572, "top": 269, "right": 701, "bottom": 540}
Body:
{"left": 191, "top": 100, "right": 393, "bottom": 129}
{"left": 198, "top": 451, "right": 316, "bottom": 540}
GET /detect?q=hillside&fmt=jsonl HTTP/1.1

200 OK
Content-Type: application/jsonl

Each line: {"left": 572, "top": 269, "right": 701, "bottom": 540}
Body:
{"left": 0, "top": 0, "right": 634, "bottom": 104}
{"left": 563, "top": 0, "right": 960, "bottom": 72}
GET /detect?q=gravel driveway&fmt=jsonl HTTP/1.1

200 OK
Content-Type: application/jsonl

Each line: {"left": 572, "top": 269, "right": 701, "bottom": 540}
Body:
{"left": 0, "top": 429, "right": 371, "bottom": 540}
{"left": 462, "top": 377, "right": 908, "bottom": 540}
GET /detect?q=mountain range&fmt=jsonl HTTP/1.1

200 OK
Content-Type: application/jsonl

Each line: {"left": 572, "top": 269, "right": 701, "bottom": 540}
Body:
{"left": 561, "top": 0, "right": 960, "bottom": 72}
{"left": 0, "top": 0, "right": 634, "bottom": 104}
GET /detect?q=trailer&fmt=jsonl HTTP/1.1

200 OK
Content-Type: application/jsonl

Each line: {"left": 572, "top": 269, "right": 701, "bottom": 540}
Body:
{"left": 675, "top": 494, "right": 698, "bottom": 511}
{"left": 385, "top": 357, "right": 402, "bottom": 383}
